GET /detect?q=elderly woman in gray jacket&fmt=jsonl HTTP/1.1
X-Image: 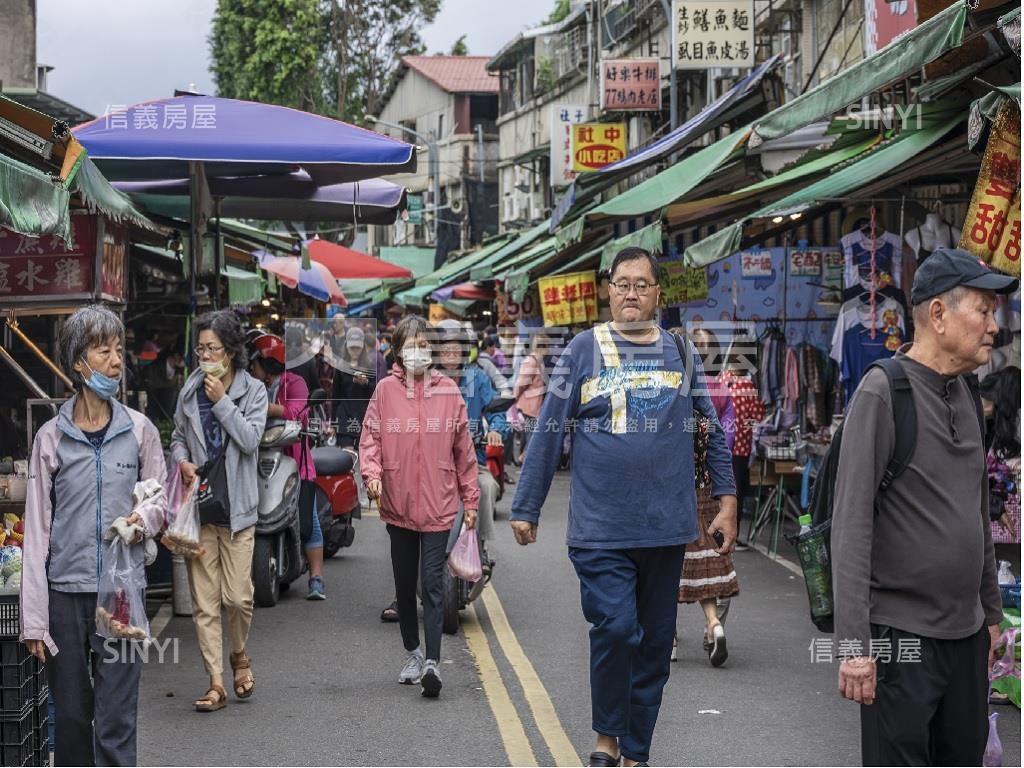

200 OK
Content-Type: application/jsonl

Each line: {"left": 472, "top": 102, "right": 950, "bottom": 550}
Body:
{"left": 170, "top": 310, "right": 267, "bottom": 712}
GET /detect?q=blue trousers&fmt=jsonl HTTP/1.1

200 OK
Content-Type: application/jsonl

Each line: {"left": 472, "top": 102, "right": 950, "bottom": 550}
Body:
{"left": 569, "top": 545, "right": 685, "bottom": 764}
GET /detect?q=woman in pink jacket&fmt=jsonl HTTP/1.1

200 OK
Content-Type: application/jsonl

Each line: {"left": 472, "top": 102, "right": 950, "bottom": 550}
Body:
{"left": 359, "top": 315, "right": 480, "bottom": 698}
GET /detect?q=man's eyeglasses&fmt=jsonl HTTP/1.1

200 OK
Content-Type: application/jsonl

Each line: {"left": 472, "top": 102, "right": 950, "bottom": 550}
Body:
{"left": 610, "top": 280, "right": 657, "bottom": 296}
{"left": 194, "top": 344, "right": 225, "bottom": 356}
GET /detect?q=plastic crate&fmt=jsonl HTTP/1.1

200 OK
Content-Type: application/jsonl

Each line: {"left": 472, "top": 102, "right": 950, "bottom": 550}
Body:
{"left": 0, "top": 642, "right": 41, "bottom": 718}
{"left": 0, "top": 595, "right": 19, "bottom": 639}
{"left": 31, "top": 694, "right": 47, "bottom": 765}
{"left": 0, "top": 706, "right": 32, "bottom": 768}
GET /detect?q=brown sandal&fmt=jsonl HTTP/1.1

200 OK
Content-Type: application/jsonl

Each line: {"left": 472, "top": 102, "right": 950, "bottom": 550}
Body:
{"left": 230, "top": 650, "right": 255, "bottom": 699}
{"left": 194, "top": 684, "right": 227, "bottom": 712}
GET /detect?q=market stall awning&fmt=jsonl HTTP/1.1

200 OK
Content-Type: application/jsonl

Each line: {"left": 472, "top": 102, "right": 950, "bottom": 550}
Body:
{"left": 496, "top": 236, "right": 559, "bottom": 301}
{"left": 73, "top": 95, "right": 416, "bottom": 185}
{"left": 599, "top": 221, "right": 664, "bottom": 271}
{"left": 306, "top": 239, "right": 412, "bottom": 279}
{"left": 684, "top": 111, "right": 966, "bottom": 267}
{"left": 378, "top": 246, "right": 437, "bottom": 279}
{"left": 415, "top": 232, "right": 517, "bottom": 288}
{"left": 551, "top": 55, "right": 781, "bottom": 229}
{"left": 222, "top": 265, "right": 262, "bottom": 306}
{"left": 0, "top": 150, "right": 71, "bottom": 240}
{"left": 430, "top": 282, "right": 497, "bottom": 302}
{"left": 393, "top": 283, "right": 439, "bottom": 308}
{"left": 748, "top": 0, "right": 968, "bottom": 146}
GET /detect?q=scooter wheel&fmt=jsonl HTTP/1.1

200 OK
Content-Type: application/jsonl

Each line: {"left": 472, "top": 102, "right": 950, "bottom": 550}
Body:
{"left": 252, "top": 537, "right": 280, "bottom": 607}
{"left": 442, "top": 567, "right": 461, "bottom": 635}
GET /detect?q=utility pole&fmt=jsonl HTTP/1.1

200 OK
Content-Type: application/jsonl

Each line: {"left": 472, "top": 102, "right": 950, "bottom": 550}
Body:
{"left": 476, "top": 123, "right": 485, "bottom": 183}
{"left": 365, "top": 115, "right": 440, "bottom": 243}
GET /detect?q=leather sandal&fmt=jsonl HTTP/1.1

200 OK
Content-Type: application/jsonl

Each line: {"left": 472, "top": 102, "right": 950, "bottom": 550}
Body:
{"left": 230, "top": 651, "right": 255, "bottom": 699}
{"left": 194, "top": 684, "right": 227, "bottom": 712}
{"left": 588, "top": 752, "right": 621, "bottom": 767}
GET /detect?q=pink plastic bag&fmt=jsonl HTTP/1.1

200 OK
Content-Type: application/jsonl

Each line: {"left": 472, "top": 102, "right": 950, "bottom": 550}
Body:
{"left": 165, "top": 464, "right": 186, "bottom": 525}
{"left": 448, "top": 524, "right": 482, "bottom": 582}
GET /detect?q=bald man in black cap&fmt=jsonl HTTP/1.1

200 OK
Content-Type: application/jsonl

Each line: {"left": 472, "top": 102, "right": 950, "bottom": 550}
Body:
{"left": 831, "top": 248, "right": 1018, "bottom": 766}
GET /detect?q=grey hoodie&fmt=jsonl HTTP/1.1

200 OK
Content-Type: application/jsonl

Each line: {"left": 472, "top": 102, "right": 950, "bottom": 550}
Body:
{"left": 170, "top": 368, "right": 268, "bottom": 532}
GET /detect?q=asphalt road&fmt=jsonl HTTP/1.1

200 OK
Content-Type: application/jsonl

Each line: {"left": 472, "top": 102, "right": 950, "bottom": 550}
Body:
{"left": 137, "top": 469, "right": 1021, "bottom": 766}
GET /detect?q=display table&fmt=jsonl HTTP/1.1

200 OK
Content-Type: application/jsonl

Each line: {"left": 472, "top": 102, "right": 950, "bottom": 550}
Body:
{"left": 747, "top": 457, "right": 805, "bottom": 556}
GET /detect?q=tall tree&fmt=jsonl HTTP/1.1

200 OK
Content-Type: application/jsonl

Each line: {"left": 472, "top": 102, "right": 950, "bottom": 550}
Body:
{"left": 209, "top": 0, "right": 333, "bottom": 114}
{"left": 450, "top": 34, "right": 469, "bottom": 56}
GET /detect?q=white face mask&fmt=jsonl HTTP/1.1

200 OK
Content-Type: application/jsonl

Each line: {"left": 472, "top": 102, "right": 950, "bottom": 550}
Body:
{"left": 401, "top": 346, "right": 432, "bottom": 374}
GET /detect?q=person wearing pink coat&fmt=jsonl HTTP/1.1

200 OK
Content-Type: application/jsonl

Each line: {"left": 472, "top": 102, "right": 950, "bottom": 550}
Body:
{"left": 359, "top": 314, "right": 480, "bottom": 698}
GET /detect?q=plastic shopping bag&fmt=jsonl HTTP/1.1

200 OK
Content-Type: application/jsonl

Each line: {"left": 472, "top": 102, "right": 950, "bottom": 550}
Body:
{"left": 506, "top": 404, "right": 525, "bottom": 433}
{"left": 163, "top": 479, "right": 204, "bottom": 558}
{"left": 95, "top": 538, "right": 150, "bottom": 641}
{"left": 448, "top": 523, "right": 482, "bottom": 582}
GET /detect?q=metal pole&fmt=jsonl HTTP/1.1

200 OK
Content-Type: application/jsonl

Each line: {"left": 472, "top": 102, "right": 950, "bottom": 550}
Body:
{"left": 660, "top": 0, "right": 678, "bottom": 131}
{"left": 476, "top": 124, "right": 485, "bottom": 183}
{"left": 431, "top": 141, "right": 440, "bottom": 244}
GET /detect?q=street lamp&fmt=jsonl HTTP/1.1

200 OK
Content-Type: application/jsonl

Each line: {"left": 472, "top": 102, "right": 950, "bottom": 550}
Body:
{"left": 365, "top": 115, "right": 440, "bottom": 243}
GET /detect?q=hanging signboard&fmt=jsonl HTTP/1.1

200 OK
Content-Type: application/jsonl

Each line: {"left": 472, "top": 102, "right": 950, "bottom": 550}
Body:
{"left": 600, "top": 58, "right": 661, "bottom": 112}
{"left": 497, "top": 285, "right": 541, "bottom": 326}
{"left": 740, "top": 249, "right": 773, "bottom": 278}
{"left": 571, "top": 123, "right": 627, "bottom": 172}
{"left": 406, "top": 194, "right": 423, "bottom": 225}
{"left": 864, "top": 0, "right": 919, "bottom": 55}
{"left": 960, "top": 101, "right": 1021, "bottom": 277}
{"left": 100, "top": 222, "right": 128, "bottom": 303}
{"left": 671, "top": 0, "right": 756, "bottom": 70}
{"left": 538, "top": 271, "right": 599, "bottom": 327}
{"left": 788, "top": 248, "right": 823, "bottom": 277}
{"left": 550, "top": 104, "right": 588, "bottom": 189}
{"left": 660, "top": 260, "right": 708, "bottom": 305}
{"left": 823, "top": 248, "right": 845, "bottom": 286}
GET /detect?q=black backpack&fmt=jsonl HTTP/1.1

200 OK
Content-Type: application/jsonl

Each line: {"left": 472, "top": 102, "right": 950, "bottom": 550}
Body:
{"left": 803, "top": 357, "right": 984, "bottom": 632}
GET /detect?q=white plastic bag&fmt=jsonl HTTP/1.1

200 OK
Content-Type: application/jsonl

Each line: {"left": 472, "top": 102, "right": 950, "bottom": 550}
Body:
{"left": 448, "top": 524, "right": 482, "bottom": 582}
{"left": 163, "top": 479, "right": 204, "bottom": 558}
{"left": 95, "top": 538, "right": 150, "bottom": 641}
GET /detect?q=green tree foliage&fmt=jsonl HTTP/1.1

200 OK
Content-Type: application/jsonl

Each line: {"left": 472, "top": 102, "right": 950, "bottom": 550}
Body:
{"left": 546, "top": 0, "right": 571, "bottom": 24}
{"left": 209, "top": 0, "right": 333, "bottom": 113}
{"left": 210, "top": 0, "right": 442, "bottom": 122}
{"left": 450, "top": 34, "right": 469, "bottom": 56}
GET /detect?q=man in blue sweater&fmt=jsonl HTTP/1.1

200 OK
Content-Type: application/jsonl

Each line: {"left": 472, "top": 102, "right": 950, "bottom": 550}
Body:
{"left": 510, "top": 247, "right": 737, "bottom": 767}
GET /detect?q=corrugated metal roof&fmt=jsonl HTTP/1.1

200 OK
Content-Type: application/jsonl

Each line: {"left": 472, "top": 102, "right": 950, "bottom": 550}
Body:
{"left": 401, "top": 56, "right": 499, "bottom": 94}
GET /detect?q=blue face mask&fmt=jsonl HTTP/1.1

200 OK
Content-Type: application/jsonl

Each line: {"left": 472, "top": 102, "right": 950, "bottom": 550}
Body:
{"left": 83, "top": 361, "right": 120, "bottom": 401}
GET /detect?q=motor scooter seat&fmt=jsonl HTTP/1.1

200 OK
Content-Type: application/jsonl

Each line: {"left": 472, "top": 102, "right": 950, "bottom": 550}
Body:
{"left": 312, "top": 446, "right": 355, "bottom": 476}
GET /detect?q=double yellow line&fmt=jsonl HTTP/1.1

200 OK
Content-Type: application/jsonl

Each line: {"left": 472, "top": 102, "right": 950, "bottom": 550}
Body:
{"left": 462, "top": 587, "right": 580, "bottom": 767}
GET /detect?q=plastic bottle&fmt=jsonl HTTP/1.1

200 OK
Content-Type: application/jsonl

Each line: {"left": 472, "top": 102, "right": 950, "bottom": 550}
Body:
{"left": 983, "top": 711, "right": 1002, "bottom": 767}
{"left": 997, "top": 560, "right": 1016, "bottom": 586}
{"left": 795, "top": 514, "right": 833, "bottom": 622}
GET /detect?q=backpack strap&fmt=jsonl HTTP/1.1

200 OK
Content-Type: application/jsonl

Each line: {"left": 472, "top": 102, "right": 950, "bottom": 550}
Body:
{"left": 865, "top": 358, "right": 917, "bottom": 491}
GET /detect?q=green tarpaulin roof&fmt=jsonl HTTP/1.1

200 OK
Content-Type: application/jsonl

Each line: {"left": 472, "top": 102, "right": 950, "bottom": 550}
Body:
{"left": 685, "top": 112, "right": 965, "bottom": 267}
{"left": 600, "top": 221, "right": 664, "bottom": 271}
{"left": 465, "top": 221, "right": 551, "bottom": 282}
{"left": 393, "top": 283, "right": 440, "bottom": 307}
{"left": 73, "top": 157, "right": 157, "bottom": 231}
{"left": 749, "top": 0, "right": 967, "bottom": 145}
{"left": 413, "top": 234, "right": 514, "bottom": 288}
{"left": 500, "top": 236, "right": 559, "bottom": 300}
{"left": 0, "top": 150, "right": 71, "bottom": 241}
{"left": 222, "top": 265, "right": 262, "bottom": 306}
{"left": 378, "top": 246, "right": 437, "bottom": 278}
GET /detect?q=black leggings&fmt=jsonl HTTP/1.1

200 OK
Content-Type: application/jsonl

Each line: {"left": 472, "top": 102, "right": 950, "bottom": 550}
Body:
{"left": 387, "top": 524, "right": 449, "bottom": 661}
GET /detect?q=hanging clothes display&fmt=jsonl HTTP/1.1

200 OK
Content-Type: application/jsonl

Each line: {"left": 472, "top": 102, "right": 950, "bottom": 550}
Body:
{"left": 841, "top": 229, "right": 905, "bottom": 291}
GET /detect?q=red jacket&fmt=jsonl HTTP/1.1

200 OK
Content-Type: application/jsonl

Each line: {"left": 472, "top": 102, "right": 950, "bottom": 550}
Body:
{"left": 276, "top": 371, "right": 315, "bottom": 481}
{"left": 359, "top": 365, "right": 480, "bottom": 532}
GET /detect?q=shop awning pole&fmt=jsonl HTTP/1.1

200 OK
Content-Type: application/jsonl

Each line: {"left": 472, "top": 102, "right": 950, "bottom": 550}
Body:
{"left": 5, "top": 317, "right": 73, "bottom": 390}
{"left": 0, "top": 344, "right": 57, "bottom": 402}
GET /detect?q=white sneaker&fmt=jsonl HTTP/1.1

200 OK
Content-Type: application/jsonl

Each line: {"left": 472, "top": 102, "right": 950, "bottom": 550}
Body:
{"left": 420, "top": 659, "right": 442, "bottom": 698}
{"left": 398, "top": 649, "right": 424, "bottom": 685}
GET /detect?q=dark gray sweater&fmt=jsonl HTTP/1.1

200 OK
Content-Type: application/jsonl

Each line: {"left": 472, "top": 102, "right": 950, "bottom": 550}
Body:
{"left": 832, "top": 347, "right": 1003, "bottom": 654}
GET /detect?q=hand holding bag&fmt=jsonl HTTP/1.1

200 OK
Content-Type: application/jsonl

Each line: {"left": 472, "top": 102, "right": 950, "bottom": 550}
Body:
{"left": 448, "top": 523, "right": 482, "bottom": 582}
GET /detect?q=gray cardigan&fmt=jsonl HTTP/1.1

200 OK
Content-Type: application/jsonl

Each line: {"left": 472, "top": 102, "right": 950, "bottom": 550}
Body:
{"left": 170, "top": 368, "right": 268, "bottom": 532}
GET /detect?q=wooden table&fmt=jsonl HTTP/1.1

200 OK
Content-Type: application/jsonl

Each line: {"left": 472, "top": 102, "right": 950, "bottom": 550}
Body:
{"left": 747, "top": 456, "right": 805, "bottom": 557}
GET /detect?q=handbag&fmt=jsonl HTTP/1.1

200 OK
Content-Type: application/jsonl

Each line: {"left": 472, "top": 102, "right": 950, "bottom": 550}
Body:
{"left": 196, "top": 450, "right": 230, "bottom": 526}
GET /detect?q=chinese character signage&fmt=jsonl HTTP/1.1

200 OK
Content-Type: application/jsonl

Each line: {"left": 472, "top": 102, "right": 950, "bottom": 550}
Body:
{"left": 672, "top": 0, "right": 755, "bottom": 70}
{"left": 823, "top": 249, "right": 845, "bottom": 285}
{"left": 659, "top": 260, "right": 708, "bottom": 305}
{"left": 100, "top": 222, "right": 128, "bottom": 303}
{"left": 0, "top": 215, "right": 97, "bottom": 302}
{"left": 572, "top": 123, "right": 627, "bottom": 172}
{"left": 788, "top": 248, "right": 823, "bottom": 277}
{"left": 740, "top": 249, "right": 773, "bottom": 278}
{"left": 103, "top": 102, "right": 218, "bottom": 131}
{"left": 600, "top": 59, "right": 661, "bottom": 112}
{"left": 497, "top": 285, "right": 541, "bottom": 326}
{"left": 406, "top": 195, "right": 423, "bottom": 225}
{"left": 864, "top": 0, "right": 918, "bottom": 56}
{"left": 960, "top": 102, "right": 1021, "bottom": 277}
{"left": 538, "top": 271, "right": 599, "bottom": 327}
{"left": 550, "top": 104, "right": 588, "bottom": 189}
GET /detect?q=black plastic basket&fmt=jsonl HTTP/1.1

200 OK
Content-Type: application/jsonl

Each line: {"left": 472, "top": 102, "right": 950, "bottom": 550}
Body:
{"left": 0, "top": 642, "right": 41, "bottom": 718}
{"left": 31, "top": 693, "right": 48, "bottom": 765}
{"left": 0, "top": 713, "right": 32, "bottom": 767}
{"left": 0, "top": 595, "right": 19, "bottom": 639}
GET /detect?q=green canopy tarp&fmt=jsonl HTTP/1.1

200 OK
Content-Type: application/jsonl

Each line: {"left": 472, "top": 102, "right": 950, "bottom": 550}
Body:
{"left": 0, "top": 150, "right": 71, "bottom": 241}
{"left": 501, "top": 236, "right": 559, "bottom": 301}
{"left": 600, "top": 221, "right": 665, "bottom": 271}
{"left": 73, "top": 157, "right": 157, "bottom": 231}
{"left": 749, "top": 1, "right": 967, "bottom": 145}
{"left": 413, "top": 234, "right": 514, "bottom": 287}
{"left": 685, "top": 113, "right": 965, "bottom": 267}
{"left": 393, "top": 283, "right": 440, "bottom": 307}
{"left": 222, "top": 265, "right": 262, "bottom": 306}
{"left": 466, "top": 221, "right": 551, "bottom": 282}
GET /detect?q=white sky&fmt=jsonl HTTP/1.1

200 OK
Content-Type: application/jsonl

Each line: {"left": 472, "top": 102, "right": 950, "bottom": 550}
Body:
{"left": 36, "top": 0, "right": 556, "bottom": 118}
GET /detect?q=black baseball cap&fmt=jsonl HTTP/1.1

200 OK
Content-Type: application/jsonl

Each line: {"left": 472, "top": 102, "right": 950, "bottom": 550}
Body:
{"left": 910, "top": 247, "right": 1019, "bottom": 305}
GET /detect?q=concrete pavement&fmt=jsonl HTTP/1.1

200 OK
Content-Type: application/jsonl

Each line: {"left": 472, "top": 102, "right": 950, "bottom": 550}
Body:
{"left": 137, "top": 469, "right": 1021, "bottom": 766}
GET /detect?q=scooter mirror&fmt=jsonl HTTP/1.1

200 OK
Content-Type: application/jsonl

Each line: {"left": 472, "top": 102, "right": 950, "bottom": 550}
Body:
{"left": 308, "top": 388, "right": 328, "bottom": 407}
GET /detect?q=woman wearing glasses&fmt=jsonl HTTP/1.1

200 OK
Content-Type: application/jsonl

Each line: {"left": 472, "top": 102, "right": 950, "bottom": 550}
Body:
{"left": 170, "top": 310, "right": 268, "bottom": 712}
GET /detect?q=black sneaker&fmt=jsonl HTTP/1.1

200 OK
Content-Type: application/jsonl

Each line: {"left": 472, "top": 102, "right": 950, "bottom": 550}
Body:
{"left": 420, "top": 659, "right": 442, "bottom": 698}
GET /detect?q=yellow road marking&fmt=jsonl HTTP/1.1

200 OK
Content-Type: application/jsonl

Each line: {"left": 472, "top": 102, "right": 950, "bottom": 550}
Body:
{"left": 482, "top": 588, "right": 581, "bottom": 767}
{"left": 463, "top": 604, "right": 538, "bottom": 766}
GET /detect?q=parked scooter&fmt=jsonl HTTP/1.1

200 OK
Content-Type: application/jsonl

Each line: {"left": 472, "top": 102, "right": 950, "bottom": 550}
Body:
{"left": 441, "top": 396, "right": 511, "bottom": 634}
{"left": 313, "top": 443, "right": 360, "bottom": 558}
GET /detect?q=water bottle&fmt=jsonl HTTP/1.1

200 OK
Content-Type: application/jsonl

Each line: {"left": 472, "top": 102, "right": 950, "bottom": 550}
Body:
{"left": 795, "top": 514, "right": 833, "bottom": 622}
{"left": 983, "top": 711, "right": 1002, "bottom": 767}
{"left": 997, "top": 560, "right": 1016, "bottom": 586}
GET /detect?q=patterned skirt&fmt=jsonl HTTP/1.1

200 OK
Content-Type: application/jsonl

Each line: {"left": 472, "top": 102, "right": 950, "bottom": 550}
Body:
{"left": 678, "top": 487, "right": 740, "bottom": 603}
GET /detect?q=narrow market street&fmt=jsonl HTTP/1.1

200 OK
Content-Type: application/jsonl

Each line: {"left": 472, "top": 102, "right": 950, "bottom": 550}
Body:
{"left": 137, "top": 470, "right": 1021, "bottom": 766}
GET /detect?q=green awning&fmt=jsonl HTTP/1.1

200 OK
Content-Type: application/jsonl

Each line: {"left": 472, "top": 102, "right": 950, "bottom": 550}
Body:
{"left": 552, "top": 243, "right": 604, "bottom": 276}
{"left": 685, "top": 113, "right": 965, "bottom": 267}
{"left": 969, "top": 83, "right": 1020, "bottom": 149}
{"left": 569, "top": 129, "right": 749, "bottom": 224}
{"left": 73, "top": 157, "right": 157, "bottom": 231}
{"left": 502, "top": 237, "right": 559, "bottom": 301}
{"left": 414, "top": 234, "right": 514, "bottom": 287}
{"left": 378, "top": 246, "right": 437, "bottom": 278}
{"left": 222, "top": 265, "right": 262, "bottom": 306}
{"left": 0, "top": 150, "right": 71, "bottom": 241}
{"left": 467, "top": 221, "right": 551, "bottom": 281}
{"left": 555, "top": 216, "right": 586, "bottom": 250}
{"left": 441, "top": 299, "right": 475, "bottom": 317}
{"left": 749, "top": 1, "right": 967, "bottom": 145}
{"left": 600, "top": 221, "right": 665, "bottom": 271}
{"left": 393, "top": 283, "right": 439, "bottom": 307}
